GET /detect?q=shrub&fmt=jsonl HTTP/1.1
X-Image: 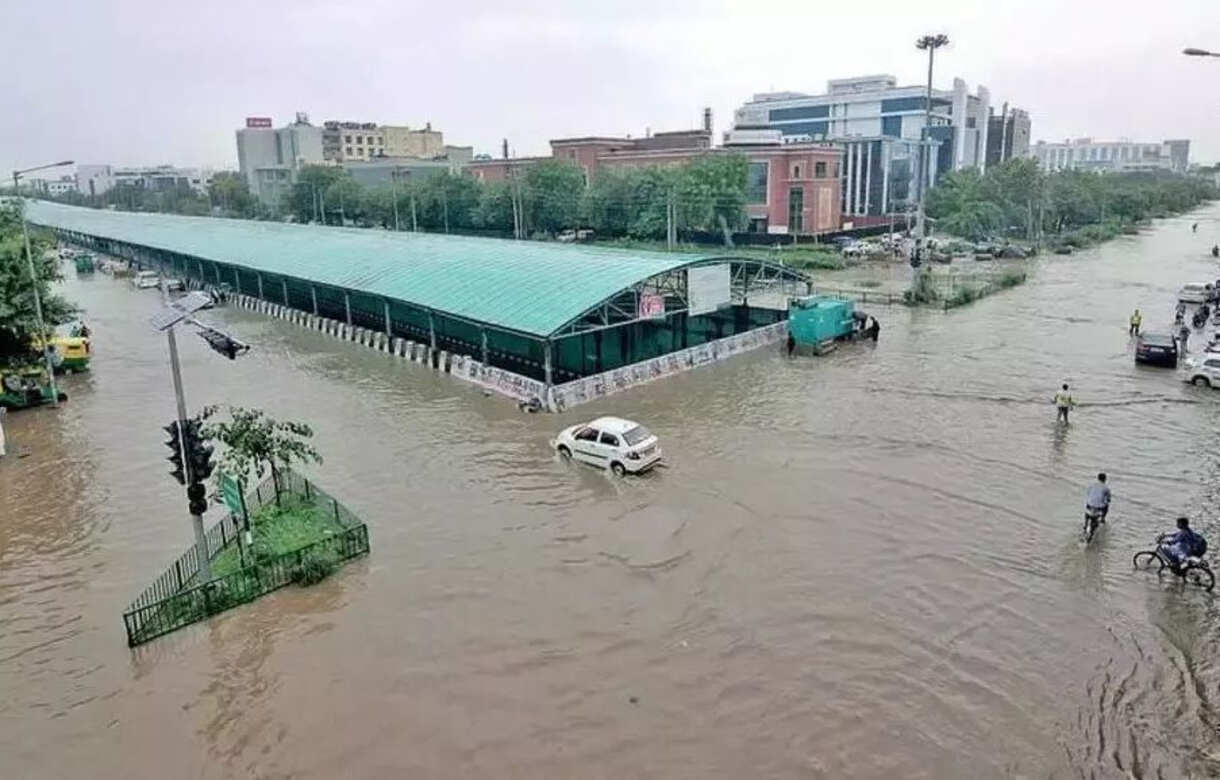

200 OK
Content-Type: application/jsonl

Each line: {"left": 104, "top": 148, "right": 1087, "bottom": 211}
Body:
{"left": 293, "top": 551, "right": 338, "bottom": 586}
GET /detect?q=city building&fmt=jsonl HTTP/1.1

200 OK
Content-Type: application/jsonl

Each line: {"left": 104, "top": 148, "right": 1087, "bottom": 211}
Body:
{"left": 321, "top": 121, "right": 447, "bottom": 162}
{"left": 467, "top": 113, "right": 843, "bottom": 235}
{"left": 76, "top": 164, "right": 115, "bottom": 197}
{"left": 111, "top": 165, "right": 214, "bottom": 195}
{"left": 1030, "top": 138, "right": 1191, "bottom": 173}
{"left": 730, "top": 74, "right": 995, "bottom": 216}
{"left": 236, "top": 114, "right": 325, "bottom": 206}
{"left": 985, "top": 105, "right": 1031, "bottom": 167}
{"left": 341, "top": 157, "right": 455, "bottom": 188}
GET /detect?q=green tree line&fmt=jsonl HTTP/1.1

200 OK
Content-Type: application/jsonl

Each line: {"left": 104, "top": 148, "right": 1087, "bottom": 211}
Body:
{"left": 0, "top": 203, "right": 76, "bottom": 361}
{"left": 39, "top": 155, "right": 751, "bottom": 240}
{"left": 927, "top": 159, "right": 1217, "bottom": 242}
{"left": 284, "top": 155, "right": 749, "bottom": 238}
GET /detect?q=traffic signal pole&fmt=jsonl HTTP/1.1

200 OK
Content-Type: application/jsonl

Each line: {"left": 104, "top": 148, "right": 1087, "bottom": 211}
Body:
{"left": 167, "top": 325, "right": 211, "bottom": 583}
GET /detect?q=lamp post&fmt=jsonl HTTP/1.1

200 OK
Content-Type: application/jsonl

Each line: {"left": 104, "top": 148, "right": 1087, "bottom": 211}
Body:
{"left": 11, "top": 159, "right": 74, "bottom": 409}
{"left": 913, "top": 34, "right": 949, "bottom": 257}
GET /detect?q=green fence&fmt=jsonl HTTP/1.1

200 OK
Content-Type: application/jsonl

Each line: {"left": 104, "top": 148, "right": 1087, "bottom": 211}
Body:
{"left": 121, "top": 469, "right": 370, "bottom": 647}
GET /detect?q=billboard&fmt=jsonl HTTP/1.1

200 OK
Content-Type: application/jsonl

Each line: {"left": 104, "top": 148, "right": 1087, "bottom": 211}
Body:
{"left": 687, "top": 264, "right": 730, "bottom": 316}
{"left": 245, "top": 117, "right": 272, "bottom": 128}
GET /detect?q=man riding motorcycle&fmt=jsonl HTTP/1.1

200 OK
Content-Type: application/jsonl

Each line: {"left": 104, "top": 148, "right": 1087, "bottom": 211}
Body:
{"left": 1084, "top": 473, "right": 1111, "bottom": 539}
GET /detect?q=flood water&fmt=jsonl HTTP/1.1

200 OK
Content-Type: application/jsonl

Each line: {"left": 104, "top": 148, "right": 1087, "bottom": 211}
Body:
{"left": 5, "top": 209, "right": 1220, "bottom": 778}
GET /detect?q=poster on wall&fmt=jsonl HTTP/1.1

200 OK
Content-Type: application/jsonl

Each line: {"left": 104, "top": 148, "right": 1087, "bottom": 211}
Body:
{"left": 638, "top": 293, "right": 665, "bottom": 319}
{"left": 687, "top": 264, "right": 730, "bottom": 316}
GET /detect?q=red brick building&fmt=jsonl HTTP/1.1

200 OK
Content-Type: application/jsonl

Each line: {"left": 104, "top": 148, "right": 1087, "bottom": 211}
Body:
{"left": 466, "top": 129, "right": 844, "bottom": 235}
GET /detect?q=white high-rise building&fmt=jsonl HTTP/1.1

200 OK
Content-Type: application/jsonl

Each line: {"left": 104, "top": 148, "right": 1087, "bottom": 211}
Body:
{"left": 729, "top": 75, "right": 993, "bottom": 217}
{"left": 1030, "top": 138, "right": 1190, "bottom": 173}
{"left": 235, "top": 113, "right": 324, "bottom": 207}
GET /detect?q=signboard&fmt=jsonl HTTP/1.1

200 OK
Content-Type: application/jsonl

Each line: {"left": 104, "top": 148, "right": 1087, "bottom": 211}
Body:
{"left": 220, "top": 473, "right": 244, "bottom": 518}
{"left": 245, "top": 117, "right": 272, "bottom": 128}
{"left": 638, "top": 293, "right": 665, "bottom": 319}
{"left": 687, "top": 264, "right": 731, "bottom": 316}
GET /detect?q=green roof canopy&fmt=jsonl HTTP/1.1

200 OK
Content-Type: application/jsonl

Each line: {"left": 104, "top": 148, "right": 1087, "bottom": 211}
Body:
{"left": 27, "top": 201, "right": 730, "bottom": 339}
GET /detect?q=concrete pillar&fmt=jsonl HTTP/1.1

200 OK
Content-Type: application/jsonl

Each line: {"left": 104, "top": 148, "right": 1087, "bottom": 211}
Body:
{"left": 256, "top": 273, "right": 264, "bottom": 300}
{"left": 544, "top": 340, "right": 554, "bottom": 387}
{"left": 855, "top": 144, "right": 864, "bottom": 216}
{"left": 481, "top": 329, "right": 489, "bottom": 364}
{"left": 428, "top": 311, "right": 437, "bottom": 349}
{"left": 344, "top": 292, "right": 352, "bottom": 326}
{"left": 234, "top": 268, "right": 241, "bottom": 294}
{"left": 843, "top": 142, "right": 853, "bottom": 216}
{"left": 881, "top": 143, "right": 890, "bottom": 215}
{"left": 864, "top": 142, "right": 873, "bottom": 215}
{"left": 214, "top": 263, "right": 222, "bottom": 284}
{"left": 383, "top": 299, "right": 392, "bottom": 338}
{"left": 281, "top": 279, "right": 289, "bottom": 306}
{"left": 310, "top": 285, "right": 318, "bottom": 316}
{"left": 198, "top": 259, "right": 204, "bottom": 279}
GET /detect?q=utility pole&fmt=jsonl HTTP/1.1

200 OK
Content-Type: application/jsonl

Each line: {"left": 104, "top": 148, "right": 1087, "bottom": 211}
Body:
{"left": 410, "top": 191, "right": 418, "bottom": 232}
{"left": 666, "top": 188, "right": 676, "bottom": 250}
{"left": 12, "top": 161, "right": 74, "bottom": 408}
{"left": 391, "top": 169, "right": 400, "bottom": 231}
{"left": 913, "top": 33, "right": 949, "bottom": 280}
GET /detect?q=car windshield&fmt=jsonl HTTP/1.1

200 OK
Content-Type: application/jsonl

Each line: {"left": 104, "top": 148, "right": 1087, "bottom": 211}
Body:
{"left": 622, "top": 425, "right": 652, "bottom": 446}
{"left": 1142, "top": 334, "right": 1175, "bottom": 346}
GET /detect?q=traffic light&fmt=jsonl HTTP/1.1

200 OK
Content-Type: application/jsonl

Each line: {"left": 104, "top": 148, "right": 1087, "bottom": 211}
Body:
{"left": 183, "top": 417, "right": 215, "bottom": 483}
{"left": 164, "top": 421, "right": 186, "bottom": 485}
{"left": 186, "top": 482, "right": 208, "bottom": 516}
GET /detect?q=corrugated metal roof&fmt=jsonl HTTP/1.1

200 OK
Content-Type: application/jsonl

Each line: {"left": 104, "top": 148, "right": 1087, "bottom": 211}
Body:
{"left": 27, "top": 201, "right": 716, "bottom": 338}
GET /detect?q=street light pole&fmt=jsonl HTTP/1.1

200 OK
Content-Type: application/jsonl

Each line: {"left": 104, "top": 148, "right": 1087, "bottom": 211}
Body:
{"left": 12, "top": 160, "right": 74, "bottom": 409}
{"left": 166, "top": 324, "right": 211, "bottom": 583}
{"left": 914, "top": 34, "right": 949, "bottom": 254}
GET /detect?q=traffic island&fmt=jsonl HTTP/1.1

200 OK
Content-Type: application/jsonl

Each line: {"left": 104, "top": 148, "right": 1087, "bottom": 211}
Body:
{"left": 121, "top": 469, "right": 370, "bottom": 647}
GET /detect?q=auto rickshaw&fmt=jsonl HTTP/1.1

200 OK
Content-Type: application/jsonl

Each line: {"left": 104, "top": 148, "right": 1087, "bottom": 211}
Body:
{"left": 0, "top": 366, "right": 65, "bottom": 410}
{"left": 30, "top": 327, "right": 92, "bottom": 373}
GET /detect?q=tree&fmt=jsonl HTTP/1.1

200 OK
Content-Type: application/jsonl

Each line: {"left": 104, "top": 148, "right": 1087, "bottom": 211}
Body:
{"left": 523, "top": 160, "right": 585, "bottom": 234}
{"left": 200, "top": 406, "right": 322, "bottom": 500}
{"left": 0, "top": 203, "right": 77, "bottom": 361}
{"left": 673, "top": 154, "right": 748, "bottom": 236}
{"left": 473, "top": 179, "right": 515, "bottom": 233}
{"left": 209, "top": 172, "right": 256, "bottom": 218}
{"left": 289, "top": 165, "right": 348, "bottom": 224}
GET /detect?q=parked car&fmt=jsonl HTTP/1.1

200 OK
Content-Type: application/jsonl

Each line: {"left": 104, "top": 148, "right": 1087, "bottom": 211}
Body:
{"left": 131, "top": 270, "right": 160, "bottom": 289}
{"left": 554, "top": 416, "right": 662, "bottom": 476}
{"left": 1134, "top": 332, "right": 1179, "bottom": 367}
{"left": 1183, "top": 354, "right": 1220, "bottom": 387}
{"left": 1178, "top": 283, "right": 1212, "bottom": 304}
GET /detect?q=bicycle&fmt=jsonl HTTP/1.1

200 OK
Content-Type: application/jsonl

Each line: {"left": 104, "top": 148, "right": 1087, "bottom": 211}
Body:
{"left": 1132, "top": 538, "right": 1214, "bottom": 591}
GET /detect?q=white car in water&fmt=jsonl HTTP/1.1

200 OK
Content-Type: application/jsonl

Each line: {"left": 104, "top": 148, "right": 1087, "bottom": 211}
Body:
{"left": 1178, "top": 283, "right": 1212, "bottom": 304}
{"left": 1183, "top": 354, "right": 1220, "bottom": 388}
{"left": 554, "top": 416, "right": 662, "bottom": 476}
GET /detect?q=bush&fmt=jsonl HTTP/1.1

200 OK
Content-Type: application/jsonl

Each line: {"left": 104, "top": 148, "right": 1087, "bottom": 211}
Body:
{"left": 293, "top": 551, "right": 338, "bottom": 586}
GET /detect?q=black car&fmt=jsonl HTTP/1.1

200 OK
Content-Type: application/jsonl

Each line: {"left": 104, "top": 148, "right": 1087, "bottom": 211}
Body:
{"left": 1135, "top": 332, "right": 1179, "bottom": 367}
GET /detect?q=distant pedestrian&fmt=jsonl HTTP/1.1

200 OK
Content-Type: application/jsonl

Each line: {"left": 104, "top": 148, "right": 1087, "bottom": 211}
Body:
{"left": 1179, "top": 324, "right": 1191, "bottom": 353}
{"left": 866, "top": 317, "right": 881, "bottom": 342}
{"left": 1129, "top": 308, "right": 1142, "bottom": 336}
{"left": 786, "top": 332, "right": 796, "bottom": 357}
{"left": 1054, "top": 383, "right": 1075, "bottom": 424}
{"left": 1193, "top": 222, "right": 1199, "bottom": 233}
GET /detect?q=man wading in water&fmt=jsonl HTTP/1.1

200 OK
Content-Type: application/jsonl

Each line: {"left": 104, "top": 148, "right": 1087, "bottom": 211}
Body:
{"left": 1053, "top": 383, "right": 1075, "bottom": 424}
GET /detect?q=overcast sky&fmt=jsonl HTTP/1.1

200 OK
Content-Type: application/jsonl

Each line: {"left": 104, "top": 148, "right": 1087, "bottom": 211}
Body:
{"left": 5, "top": 0, "right": 1220, "bottom": 173}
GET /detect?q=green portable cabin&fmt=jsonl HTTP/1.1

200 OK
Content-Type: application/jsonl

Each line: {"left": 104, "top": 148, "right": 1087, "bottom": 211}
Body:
{"left": 787, "top": 295, "right": 854, "bottom": 345}
{"left": 74, "top": 253, "right": 96, "bottom": 273}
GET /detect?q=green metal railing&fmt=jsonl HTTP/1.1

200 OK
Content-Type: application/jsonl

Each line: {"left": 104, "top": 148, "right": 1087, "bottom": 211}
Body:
{"left": 121, "top": 469, "right": 369, "bottom": 647}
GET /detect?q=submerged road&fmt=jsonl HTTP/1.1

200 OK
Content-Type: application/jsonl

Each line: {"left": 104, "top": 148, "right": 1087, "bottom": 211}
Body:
{"left": 4, "top": 207, "right": 1220, "bottom": 777}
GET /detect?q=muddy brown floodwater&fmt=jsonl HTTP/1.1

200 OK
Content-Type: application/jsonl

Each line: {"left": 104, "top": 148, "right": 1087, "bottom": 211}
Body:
{"left": 5, "top": 210, "right": 1220, "bottom": 778}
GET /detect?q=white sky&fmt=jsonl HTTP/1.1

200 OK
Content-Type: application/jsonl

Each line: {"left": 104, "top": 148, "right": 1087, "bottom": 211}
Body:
{"left": 4, "top": 0, "right": 1220, "bottom": 172}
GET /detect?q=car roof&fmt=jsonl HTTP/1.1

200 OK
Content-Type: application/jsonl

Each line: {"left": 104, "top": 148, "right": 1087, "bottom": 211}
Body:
{"left": 1140, "top": 332, "right": 1176, "bottom": 344}
{"left": 586, "top": 416, "right": 641, "bottom": 434}
{"left": 1183, "top": 282, "right": 1209, "bottom": 288}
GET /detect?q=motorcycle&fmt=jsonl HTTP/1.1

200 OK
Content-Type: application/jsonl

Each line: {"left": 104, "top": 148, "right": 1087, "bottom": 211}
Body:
{"left": 1083, "top": 506, "right": 1107, "bottom": 543}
